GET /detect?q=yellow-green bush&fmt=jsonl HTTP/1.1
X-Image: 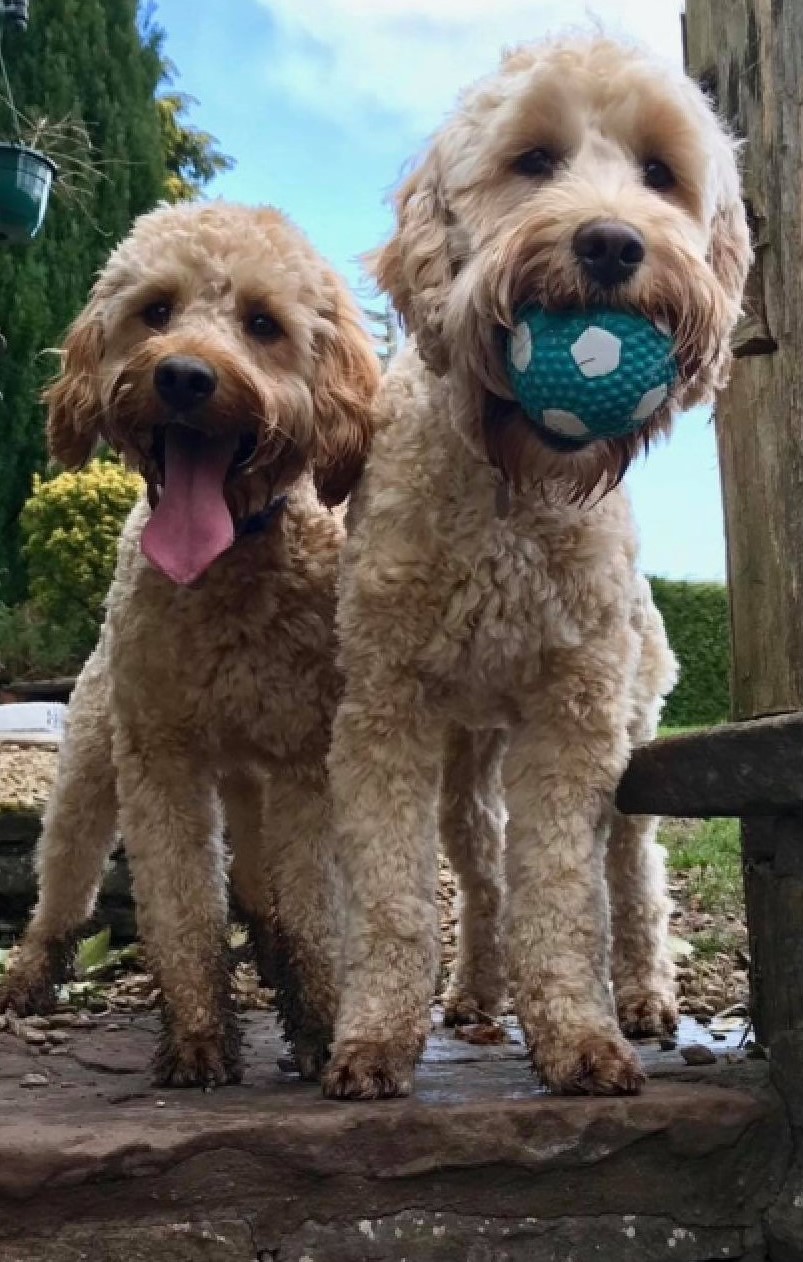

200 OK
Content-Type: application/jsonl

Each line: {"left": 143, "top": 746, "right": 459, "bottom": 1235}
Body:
{"left": 18, "top": 460, "right": 142, "bottom": 667}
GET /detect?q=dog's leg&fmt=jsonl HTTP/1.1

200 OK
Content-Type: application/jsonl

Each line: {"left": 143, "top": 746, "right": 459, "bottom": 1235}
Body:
{"left": 257, "top": 769, "right": 342, "bottom": 1082}
{"left": 606, "top": 808, "right": 677, "bottom": 1038}
{"left": 441, "top": 725, "right": 508, "bottom": 1027}
{"left": 607, "top": 590, "right": 677, "bottom": 1039}
{"left": 222, "top": 767, "right": 278, "bottom": 986}
{"left": 323, "top": 689, "right": 444, "bottom": 1100}
{"left": 504, "top": 677, "right": 645, "bottom": 1096}
{"left": 0, "top": 649, "right": 117, "bottom": 1015}
{"left": 114, "top": 730, "right": 239, "bottom": 1088}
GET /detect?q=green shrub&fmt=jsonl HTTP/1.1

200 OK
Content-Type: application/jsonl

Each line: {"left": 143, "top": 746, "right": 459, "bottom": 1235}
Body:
{"left": 4, "top": 460, "right": 143, "bottom": 675}
{"left": 649, "top": 577, "right": 730, "bottom": 727}
{"left": 0, "top": 601, "right": 86, "bottom": 679}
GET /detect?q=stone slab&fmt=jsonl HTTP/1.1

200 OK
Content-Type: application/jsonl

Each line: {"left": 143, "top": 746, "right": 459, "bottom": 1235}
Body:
{"left": 0, "top": 1012, "right": 788, "bottom": 1260}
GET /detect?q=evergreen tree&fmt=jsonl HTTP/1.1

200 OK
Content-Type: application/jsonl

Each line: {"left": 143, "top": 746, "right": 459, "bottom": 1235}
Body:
{"left": 0, "top": 0, "right": 166, "bottom": 598}
{"left": 158, "top": 59, "right": 233, "bottom": 203}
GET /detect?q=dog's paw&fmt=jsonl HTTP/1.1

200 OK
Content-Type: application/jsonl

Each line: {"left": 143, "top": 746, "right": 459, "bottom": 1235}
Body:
{"left": 322, "top": 1040, "right": 416, "bottom": 1100}
{"left": 534, "top": 1028, "right": 646, "bottom": 1096}
{"left": 443, "top": 990, "right": 493, "bottom": 1028}
{"left": 153, "top": 1025, "right": 242, "bottom": 1089}
{"left": 284, "top": 1037, "right": 331, "bottom": 1083}
{"left": 617, "top": 986, "right": 678, "bottom": 1040}
{"left": 0, "top": 968, "right": 58, "bottom": 1017}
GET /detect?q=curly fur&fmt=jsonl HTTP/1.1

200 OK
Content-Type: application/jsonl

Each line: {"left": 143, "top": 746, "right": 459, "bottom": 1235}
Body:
{"left": 2, "top": 202, "right": 380, "bottom": 1086}
{"left": 323, "top": 38, "right": 750, "bottom": 1100}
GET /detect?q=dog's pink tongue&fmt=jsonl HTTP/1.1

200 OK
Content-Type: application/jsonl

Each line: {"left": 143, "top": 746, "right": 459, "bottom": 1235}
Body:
{"left": 141, "top": 427, "right": 238, "bottom": 586}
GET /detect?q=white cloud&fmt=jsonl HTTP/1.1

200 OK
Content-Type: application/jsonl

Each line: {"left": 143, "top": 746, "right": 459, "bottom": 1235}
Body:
{"left": 256, "top": 0, "right": 685, "bottom": 136}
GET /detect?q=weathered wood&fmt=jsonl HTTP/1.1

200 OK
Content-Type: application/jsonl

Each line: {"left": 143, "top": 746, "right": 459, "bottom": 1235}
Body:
{"left": 742, "top": 814, "right": 803, "bottom": 1049}
{"left": 616, "top": 712, "right": 803, "bottom": 818}
{"left": 686, "top": 0, "right": 803, "bottom": 722}
{"left": 686, "top": 1, "right": 803, "bottom": 1172}
{"left": 2, "top": 676, "right": 75, "bottom": 703}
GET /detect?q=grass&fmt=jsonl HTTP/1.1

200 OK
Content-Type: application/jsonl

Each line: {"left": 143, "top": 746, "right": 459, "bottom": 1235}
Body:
{"left": 657, "top": 723, "right": 705, "bottom": 739}
{"left": 650, "top": 722, "right": 743, "bottom": 919}
{"left": 660, "top": 816, "right": 742, "bottom": 915}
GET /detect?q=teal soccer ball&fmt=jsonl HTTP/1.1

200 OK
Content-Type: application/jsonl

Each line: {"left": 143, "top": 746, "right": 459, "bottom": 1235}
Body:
{"left": 506, "top": 308, "right": 677, "bottom": 446}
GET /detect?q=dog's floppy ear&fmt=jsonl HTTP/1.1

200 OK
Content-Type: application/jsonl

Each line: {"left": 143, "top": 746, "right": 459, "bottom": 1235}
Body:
{"left": 43, "top": 308, "right": 105, "bottom": 469}
{"left": 367, "top": 147, "right": 454, "bottom": 375}
{"left": 311, "top": 275, "right": 380, "bottom": 508}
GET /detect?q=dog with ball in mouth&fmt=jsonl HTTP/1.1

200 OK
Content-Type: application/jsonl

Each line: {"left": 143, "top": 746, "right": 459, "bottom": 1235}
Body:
{"left": 323, "top": 36, "right": 750, "bottom": 1102}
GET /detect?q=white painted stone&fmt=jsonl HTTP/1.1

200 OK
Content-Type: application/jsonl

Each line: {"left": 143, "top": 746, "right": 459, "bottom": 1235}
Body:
{"left": 0, "top": 702, "right": 66, "bottom": 745}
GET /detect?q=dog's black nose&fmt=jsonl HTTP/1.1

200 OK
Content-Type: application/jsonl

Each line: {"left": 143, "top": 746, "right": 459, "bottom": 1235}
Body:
{"left": 572, "top": 221, "right": 646, "bottom": 288}
{"left": 154, "top": 356, "right": 217, "bottom": 411}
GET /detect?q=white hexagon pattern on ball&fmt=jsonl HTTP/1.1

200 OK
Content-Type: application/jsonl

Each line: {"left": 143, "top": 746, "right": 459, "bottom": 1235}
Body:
{"left": 541, "top": 408, "right": 591, "bottom": 438}
{"left": 510, "top": 321, "right": 532, "bottom": 372}
{"left": 570, "top": 326, "right": 622, "bottom": 378}
{"left": 631, "top": 382, "right": 668, "bottom": 422}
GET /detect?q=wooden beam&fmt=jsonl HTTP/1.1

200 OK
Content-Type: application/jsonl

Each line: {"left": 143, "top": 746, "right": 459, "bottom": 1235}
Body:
{"left": 2, "top": 676, "right": 75, "bottom": 703}
{"left": 616, "top": 712, "right": 803, "bottom": 818}
{"left": 685, "top": 0, "right": 803, "bottom": 722}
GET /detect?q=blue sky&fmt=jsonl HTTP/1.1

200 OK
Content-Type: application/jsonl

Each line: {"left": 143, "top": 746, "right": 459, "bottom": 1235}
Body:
{"left": 153, "top": 0, "right": 727, "bottom": 582}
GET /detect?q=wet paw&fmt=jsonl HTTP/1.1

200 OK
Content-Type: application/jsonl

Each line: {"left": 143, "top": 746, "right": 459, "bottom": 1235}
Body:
{"left": 617, "top": 988, "right": 678, "bottom": 1040}
{"left": 280, "top": 1037, "right": 331, "bottom": 1083}
{"left": 322, "top": 1040, "right": 416, "bottom": 1100}
{"left": 443, "top": 992, "right": 485, "bottom": 1028}
{"left": 0, "top": 969, "right": 57, "bottom": 1017}
{"left": 443, "top": 976, "right": 505, "bottom": 1028}
{"left": 153, "top": 1023, "right": 242, "bottom": 1088}
{"left": 535, "top": 1029, "right": 646, "bottom": 1096}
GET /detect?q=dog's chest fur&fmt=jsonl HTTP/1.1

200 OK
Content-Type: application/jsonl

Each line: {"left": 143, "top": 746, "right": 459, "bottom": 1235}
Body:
{"left": 106, "top": 491, "right": 341, "bottom": 766}
{"left": 424, "top": 495, "right": 634, "bottom": 725}
{"left": 345, "top": 389, "right": 640, "bottom": 730}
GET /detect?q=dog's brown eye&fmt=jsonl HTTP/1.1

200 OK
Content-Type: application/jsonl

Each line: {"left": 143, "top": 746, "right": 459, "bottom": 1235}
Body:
{"left": 141, "top": 301, "right": 172, "bottom": 330}
{"left": 643, "top": 159, "right": 675, "bottom": 192}
{"left": 246, "top": 312, "right": 283, "bottom": 341}
{"left": 514, "top": 147, "right": 557, "bottom": 179}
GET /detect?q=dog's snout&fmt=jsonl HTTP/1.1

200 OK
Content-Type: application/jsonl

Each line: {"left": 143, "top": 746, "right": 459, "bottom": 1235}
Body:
{"left": 572, "top": 221, "right": 646, "bottom": 289}
{"left": 154, "top": 355, "right": 218, "bottom": 411}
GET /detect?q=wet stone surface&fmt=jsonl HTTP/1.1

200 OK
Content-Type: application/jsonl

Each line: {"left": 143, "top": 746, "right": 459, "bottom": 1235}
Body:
{"left": 0, "top": 1010, "right": 787, "bottom": 1260}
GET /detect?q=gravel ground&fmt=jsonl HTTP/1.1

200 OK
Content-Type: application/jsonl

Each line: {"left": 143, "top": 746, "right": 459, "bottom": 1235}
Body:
{"left": 0, "top": 743, "right": 59, "bottom": 812}
{"left": 0, "top": 744, "right": 748, "bottom": 1021}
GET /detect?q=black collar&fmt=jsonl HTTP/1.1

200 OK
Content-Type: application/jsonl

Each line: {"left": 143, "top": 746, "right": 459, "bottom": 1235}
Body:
{"left": 234, "top": 495, "right": 288, "bottom": 539}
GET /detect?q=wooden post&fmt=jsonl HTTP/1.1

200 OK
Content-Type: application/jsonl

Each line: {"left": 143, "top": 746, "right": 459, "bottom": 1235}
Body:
{"left": 685, "top": 0, "right": 803, "bottom": 1106}
{"left": 685, "top": 0, "right": 803, "bottom": 722}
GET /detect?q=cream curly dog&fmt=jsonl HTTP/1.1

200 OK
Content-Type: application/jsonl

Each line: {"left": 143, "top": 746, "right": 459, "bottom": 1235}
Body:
{"left": 323, "top": 38, "right": 750, "bottom": 1100}
{"left": 0, "top": 202, "right": 379, "bottom": 1086}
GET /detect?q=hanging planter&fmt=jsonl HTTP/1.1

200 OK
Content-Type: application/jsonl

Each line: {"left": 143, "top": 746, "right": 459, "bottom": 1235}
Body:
{"left": 0, "top": 141, "right": 56, "bottom": 243}
{"left": 0, "top": 7, "right": 102, "bottom": 248}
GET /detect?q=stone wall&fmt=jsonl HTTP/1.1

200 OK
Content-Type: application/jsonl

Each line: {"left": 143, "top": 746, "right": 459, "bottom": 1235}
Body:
{"left": 0, "top": 808, "right": 135, "bottom": 943}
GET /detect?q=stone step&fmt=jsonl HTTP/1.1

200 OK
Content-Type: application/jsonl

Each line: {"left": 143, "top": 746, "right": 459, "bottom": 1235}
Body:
{"left": 0, "top": 808, "right": 134, "bottom": 943}
{"left": 0, "top": 1013, "right": 786, "bottom": 1261}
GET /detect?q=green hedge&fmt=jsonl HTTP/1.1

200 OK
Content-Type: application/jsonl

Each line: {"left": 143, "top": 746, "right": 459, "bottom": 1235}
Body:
{"left": 649, "top": 577, "right": 730, "bottom": 727}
